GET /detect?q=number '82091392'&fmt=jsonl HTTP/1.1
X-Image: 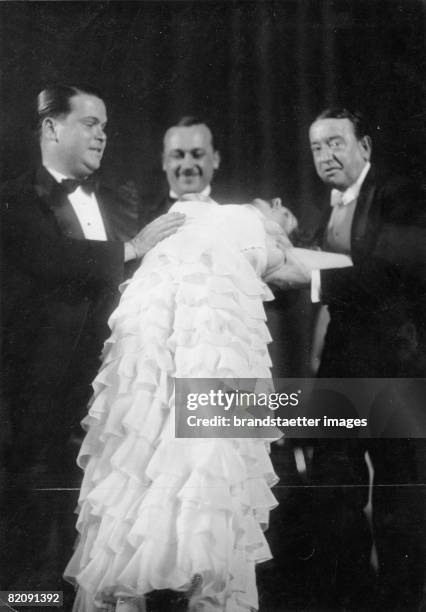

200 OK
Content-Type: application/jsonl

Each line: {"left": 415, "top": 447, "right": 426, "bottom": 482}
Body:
{"left": 0, "top": 591, "right": 63, "bottom": 607}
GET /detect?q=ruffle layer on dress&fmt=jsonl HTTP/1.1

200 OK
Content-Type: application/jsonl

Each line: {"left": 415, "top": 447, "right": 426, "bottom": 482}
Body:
{"left": 65, "top": 201, "right": 280, "bottom": 612}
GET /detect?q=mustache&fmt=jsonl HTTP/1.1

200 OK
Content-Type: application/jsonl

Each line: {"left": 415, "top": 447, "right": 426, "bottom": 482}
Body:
{"left": 176, "top": 167, "right": 202, "bottom": 177}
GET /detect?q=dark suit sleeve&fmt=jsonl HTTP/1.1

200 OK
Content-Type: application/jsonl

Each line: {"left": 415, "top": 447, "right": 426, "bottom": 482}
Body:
{"left": 374, "top": 224, "right": 426, "bottom": 282}
{"left": 319, "top": 177, "right": 426, "bottom": 308}
{"left": 1, "top": 186, "right": 125, "bottom": 289}
{"left": 319, "top": 259, "right": 401, "bottom": 308}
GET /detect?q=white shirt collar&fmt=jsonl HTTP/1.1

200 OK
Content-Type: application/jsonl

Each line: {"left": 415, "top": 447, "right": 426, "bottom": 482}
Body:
{"left": 330, "top": 162, "right": 371, "bottom": 207}
{"left": 170, "top": 184, "right": 211, "bottom": 199}
{"left": 44, "top": 166, "right": 70, "bottom": 183}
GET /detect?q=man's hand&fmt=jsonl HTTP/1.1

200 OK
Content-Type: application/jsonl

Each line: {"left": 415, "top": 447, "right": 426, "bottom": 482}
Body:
{"left": 264, "top": 248, "right": 311, "bottom": 289}
{"left": 125, "top": 212, "right": 185, "bottom": 261}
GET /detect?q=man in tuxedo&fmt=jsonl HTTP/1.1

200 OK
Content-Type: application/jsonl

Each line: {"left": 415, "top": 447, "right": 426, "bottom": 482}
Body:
{"left": 272, "top": 107, "right": 426, "bottom": 378}
{"left": 0, "top": 84, "right": 184, "bottom": 593}
{"left": 154, "top": 115, "right": 221, "bottom": 215}
{"left": 276, "top": 107, "right": 425, "bottom": 609}
{"left": 308, "top": 109, "right": 425, "bottom": 378}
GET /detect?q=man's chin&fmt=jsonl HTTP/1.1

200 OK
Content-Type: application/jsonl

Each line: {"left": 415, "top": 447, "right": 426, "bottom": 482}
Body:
{"left": 322, "top": 175, "right": 344, "bottom": 190}
{"left": 83, "top": 163, "right": 100, "bottom": 176}
{"left": 180, "top": 184, "right": 204, "bottom": 194}
{"left": 85, "top": 155, "right": 103, "bottom": 172}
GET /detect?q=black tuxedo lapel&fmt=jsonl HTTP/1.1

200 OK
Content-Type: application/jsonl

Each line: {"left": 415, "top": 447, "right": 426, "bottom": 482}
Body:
{"left": 165, "top": 194, "right": 178, "bottom": 210}
{"left": 350, "top": 166, "right": 378, "bottom": 261}
{"left": 155, "top": 193, "right": 177, "bottom": 217}
{"left": 50, "top": 188, "right": 86, "bottom": 240}
{"left": 35, "top": 166, "right": 86, "bottom": 240}
{"left": 98, "top": 184, "right": 139, "bottom": 241}
{"left": 96, "top": 192, "right": 116, "bottom": 240}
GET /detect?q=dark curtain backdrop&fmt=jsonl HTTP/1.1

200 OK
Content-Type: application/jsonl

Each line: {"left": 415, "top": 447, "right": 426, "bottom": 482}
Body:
{"left": 1, "top": 0, "right": 425, "bottom": 375}
{"left": 1, "top": 1, "right": 424, "bottom": 216}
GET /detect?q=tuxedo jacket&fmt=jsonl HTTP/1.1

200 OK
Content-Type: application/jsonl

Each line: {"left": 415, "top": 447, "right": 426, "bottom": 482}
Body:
{"left": 1, "top": 166, "right": 139, "bottom": 460}
{"left": 316, "top": 166, "right": 426, "bottom": 377}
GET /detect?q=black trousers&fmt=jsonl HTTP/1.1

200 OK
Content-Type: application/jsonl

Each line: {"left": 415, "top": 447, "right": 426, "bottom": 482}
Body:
{"left": 306, "top": 438, "right": 425, "bottom": 611}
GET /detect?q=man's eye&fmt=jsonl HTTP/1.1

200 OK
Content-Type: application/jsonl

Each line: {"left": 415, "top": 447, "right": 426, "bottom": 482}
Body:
{"left": 329, "top": 140, "right": 343, "bottom": 149}
{"left": 192, "top": 152, "right": 205, "bottom": 160}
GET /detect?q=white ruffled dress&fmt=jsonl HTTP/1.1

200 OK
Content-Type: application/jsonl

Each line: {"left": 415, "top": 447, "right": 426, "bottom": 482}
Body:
{"left": 65, "top": 199, "right": 282, "bottom": 612}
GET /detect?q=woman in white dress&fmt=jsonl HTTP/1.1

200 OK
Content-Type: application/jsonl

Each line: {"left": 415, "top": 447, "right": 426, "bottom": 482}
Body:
{"left": 65, "top": 195, "right": 297, "bottom": 612}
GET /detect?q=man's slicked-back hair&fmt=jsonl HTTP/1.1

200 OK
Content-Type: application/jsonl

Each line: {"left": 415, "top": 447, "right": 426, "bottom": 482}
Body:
{"left": 36, "top": 83, "right": 104, "bottom": 137}
{"left": 175, "top": 116, "right": 206, "bottom": 128}
{"left": 314, "top": 107, "right": 370, "bottom": 140}
{"left": 170, "top": 115, "right": 216, "bottom": 150}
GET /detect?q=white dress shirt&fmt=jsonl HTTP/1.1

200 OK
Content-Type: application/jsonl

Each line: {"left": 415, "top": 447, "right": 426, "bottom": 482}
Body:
{"left": 45, "top": 166, "right": 108, "bottom": 241}
{"left": 311, "top": 162, "right": 371, "bottom": 302}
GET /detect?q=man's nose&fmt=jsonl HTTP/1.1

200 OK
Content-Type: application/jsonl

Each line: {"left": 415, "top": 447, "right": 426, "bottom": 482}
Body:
{"left": 317, "top": 145, "right": 333, "bottom": 163}
{"left": 181, "top": 153, "right": 195, "bottom": 167}
{"left": 94, "top": 126, "right": 106, "bottom": 141}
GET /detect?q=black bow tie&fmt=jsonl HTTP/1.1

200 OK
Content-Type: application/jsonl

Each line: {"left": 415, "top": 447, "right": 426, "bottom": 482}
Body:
{"left": 61, "top": 176, "right": 97, "bottom": 195}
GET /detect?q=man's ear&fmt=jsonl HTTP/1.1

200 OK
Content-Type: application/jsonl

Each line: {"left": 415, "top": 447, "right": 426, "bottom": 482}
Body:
{"left": 213, "top": 150, "right": 220, "bottom": 170}
{"left": 42, "top": 117, "right": 58, "bottom": 142}
{"left": 360, "top": 135, "right": 372, "bottom": 161}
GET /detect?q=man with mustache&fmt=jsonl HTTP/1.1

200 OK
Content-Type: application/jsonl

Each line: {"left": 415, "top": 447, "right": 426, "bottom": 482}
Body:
{"left": 0, "top": 84, "right": 184, "bottom": 596}
{"left": 159, "top": 117, "right": 304, "bottom": 379}
{"left": 159, "top": 115, "right": 221, "bottom": 210}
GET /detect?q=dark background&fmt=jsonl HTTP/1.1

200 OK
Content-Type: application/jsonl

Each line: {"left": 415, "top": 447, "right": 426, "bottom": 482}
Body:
{"left": 0, "top": 4, "right": 425, "bottom": 606}
{"left": 0, "top": 0, "right": 425, "bottom": 377}
{"left": 1, "top": 0, "right": 425, "bottom": 226}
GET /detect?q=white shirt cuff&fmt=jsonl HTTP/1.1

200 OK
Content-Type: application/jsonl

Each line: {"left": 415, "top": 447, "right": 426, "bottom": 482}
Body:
{"left": 311, "top": 269, "right": 321, "bottom": 303}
